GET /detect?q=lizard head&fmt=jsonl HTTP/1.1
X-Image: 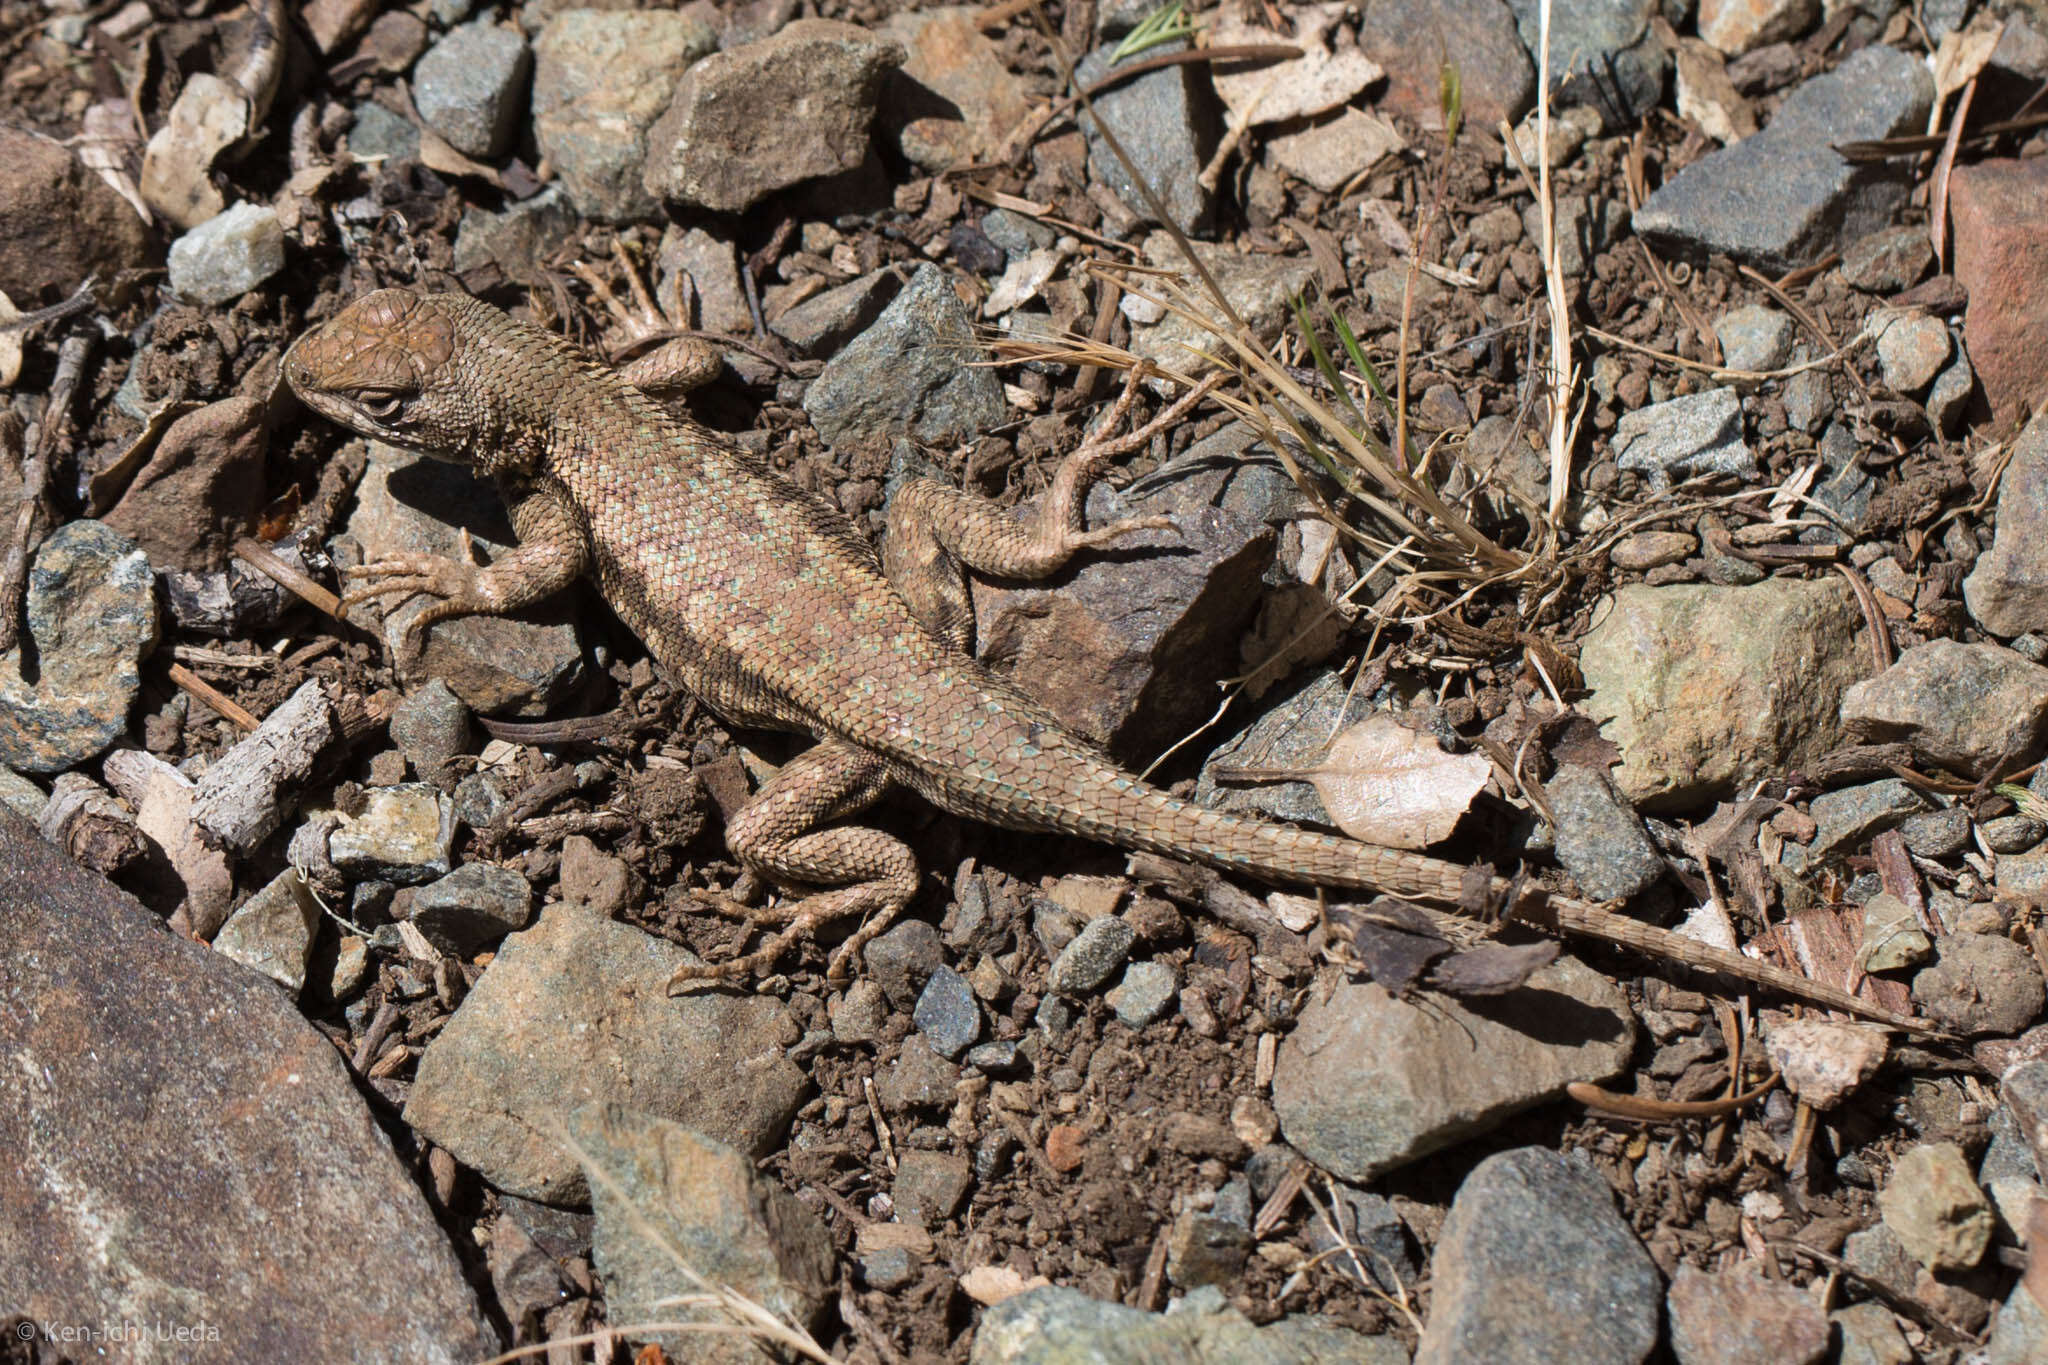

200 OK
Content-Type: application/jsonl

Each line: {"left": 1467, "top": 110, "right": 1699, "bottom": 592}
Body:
{"left": 285, "top": 288, "right": 545, "bottom": 475}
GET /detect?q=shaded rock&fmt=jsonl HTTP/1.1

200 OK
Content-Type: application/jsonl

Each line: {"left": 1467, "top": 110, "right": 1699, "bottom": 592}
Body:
{"left": 1167, "top": 1207, "right": 1249, "bottom": 1289}
{"left": 410, "top": 862, "right": 534, "bottom": 954}
{"left": 329, "top": 784, "right": 455, "bottom": 885}
{"left": 405, "top": 906, "right": 808, "bottom": 1203}
{"left": 0, "top": 125, "right": 153, "bottom": 301}
{"left": 1107, "top": 960, "right": 1178, "bottom": 1027}
{"left": 211, "top": 869, "right": 320, "bottom": 996}
{"left": 1273, "top": 958, "right": 1634, "bottom": 1181}
{"left": 894, "top": 1148, "right": 972, "bottom": 1224}
{"left": 873, "top": 1036, "right": 959, "bottom": 1114}
{"left": 0, "top": 520, "right": 158, "bottom": 774}
{"left": 103, "top": 396, "right": 266, "bottom": 575}
{"left": 0, "top": 806, "right": 496, "bottom": 1360}
{"left": 866, "top": 917, "right": 943, "bottom": 1009}
{"left": 1807, "top": 778, "right": 1930, "bottom": 863}
{"left": 771, "top": 268, "right": 900, "bottom": 357}
{"left": 166, "top": 202, "right": 284, "bottom": 306}
{"left": 1714, "top": 304, "right": 1794, "bottom": 373}
{"left": 389, "top": 679, "right": 472, "bottom": 787}
{"left": 645, "top": 19, "right": 903, "bottom": 214}
{"left": 972, "top": 1284, "right": 1405, "bottom": 1365}
{"left": 1912, "top": 933, "right": 2046, "bottom": 1037}
{"left": 1840, "top": 639, "right": 2048, "bottom": 776}
{"left": 414, "top": 20, "right": 531, "bottom": 160}
{"left": 340, "top": 441, "right": 584, "bottom": 715}
{"left": 1416, "top": 1146, "right": 1659, "bottom": 1365}
{"left": 806, "top": 264, "right": 1006, "bottom": 447}
{"left": 568, "top": 1104, "right": 833, "bottom": 1361}
{"left": 913, "top": 964, "right": 981, "bottom": 1059}
{"left": 1950, "top": 156, "right": 2048, "bottom": 420}
{"left": 1841, "top": 224, "right": 1935, "bottom": 294}
{"left": 1879, "top": 1141, "right": 1995, "bottom": 1271}
{"left": 877, "top": 6, "right": 1033, "bottom": 172}
{"left": 1832, "top": 1301, "right": 1914, "bottom": 1365}
{"left": 1074, "top": 39, "right": 1219, "bottom": 235}
{"left": 1633, "top": 45, "right": 1932, "bottom": 272}
{"left": 1666, "top": 1262, "right": 1828, "bottom": 1365}
{"left": 1874, "top": 310, "right": 1952, "bottom": 394}
{"left": 1613, "top": 387, "right": 1755, "bottom": 489}
{"left": 1579, "top": 580, "right": 1867, "bottom": 809}
{"left": 1546, "top": 763, "right": 1664, "bottom": 900}
{"left": 1507, "top": 0, "right": 1667, "bottom": 126}
{"left": 452, "top": 185, "right": 578, "bottom": 281}
{"left": 1358, "top": 0, "right": 1532, "bottom": 129}
{"left": 1965, "top": 410, "right": 2048, "bottom": 637}
{"left": 1046, "top": 915, "right": 1136, "bottom": 996}
{"left": 531, "top": 9, "right": 716, "bottom": 221}
{"left": 2003, "top": 1059, "right": 2048, "bottom": 1176}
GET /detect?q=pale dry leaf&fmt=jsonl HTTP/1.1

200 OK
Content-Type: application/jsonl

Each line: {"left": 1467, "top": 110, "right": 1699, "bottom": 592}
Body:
{"left": 958, "top": 1266, "right": 1049, "bottom": 1306}
{"left": 1209, "top": 2, "right": 1383, "bottom": 126}
{"left": 1303, "top": 715, "right": 1490, "bottom": 849}
{"left": 1672, "top": 38, "right": 1756, "bottom": 144}
{"left": 1933, "top": 14, "right": 2005, "bottom": 101}
{"left": 0, "top": 289, "right": 20, "bottom": 389}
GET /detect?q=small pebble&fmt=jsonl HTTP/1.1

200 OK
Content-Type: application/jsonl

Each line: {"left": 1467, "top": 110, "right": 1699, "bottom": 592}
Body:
{"left": 1046, "top": 916, "right": 1136, "bottom": 995}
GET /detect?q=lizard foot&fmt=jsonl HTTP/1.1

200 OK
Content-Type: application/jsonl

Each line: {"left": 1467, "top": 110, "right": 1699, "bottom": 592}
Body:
{"left": 340, "top": 545, "right": 486, "bottom": 667}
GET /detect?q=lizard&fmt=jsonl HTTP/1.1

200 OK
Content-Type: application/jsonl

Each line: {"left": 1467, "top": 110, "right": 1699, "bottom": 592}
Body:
{"left": 283, "top": 287, "right": 1933, "bottom": 1032}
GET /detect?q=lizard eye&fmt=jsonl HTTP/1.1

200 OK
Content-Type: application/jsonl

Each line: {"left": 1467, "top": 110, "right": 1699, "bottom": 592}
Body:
{"left": 361, "top": 394, "right": 406, "bottom": 421}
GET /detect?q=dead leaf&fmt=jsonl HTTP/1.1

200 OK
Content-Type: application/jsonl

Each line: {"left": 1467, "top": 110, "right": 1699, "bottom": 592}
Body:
{"left": 958, "top": 1265, "right": 1050, "bottom": 1306}
{"left": 1209, "top": 2, "right": 1383, "bottom": 126}
{"left": 0, "top": 289, "right": 20, "bottom": 389}
{"left": 1672, "top": 37, "right": 1757, "bottom": 144}
{"left": 1545, "top": 712, "right": 1620, "bottom": 771}
{"left": 1216, "top": 714, "right": 1489, "bottom": 849}
{"left": 1933, "top": 14, "right": 2005, "bottom": 100}
{"left": 139, "top": 73, "right": 248, "bottom": 229}
{"left": 87, "top": 396, "right": 201, "bottom": 514}
{"left": 1427, "top": 939, "right": 1560, "bottom": 995}
{"left": 1326, "top": 899, "right": 1449, "bottom": 992}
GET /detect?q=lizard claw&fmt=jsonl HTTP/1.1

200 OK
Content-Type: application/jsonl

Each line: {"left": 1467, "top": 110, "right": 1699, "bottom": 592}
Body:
{"left": 340, "top": 549, "right": 484, "bottom": 670}
{"left": 1064, "top": 514, "right": 1175, "bottom": 551}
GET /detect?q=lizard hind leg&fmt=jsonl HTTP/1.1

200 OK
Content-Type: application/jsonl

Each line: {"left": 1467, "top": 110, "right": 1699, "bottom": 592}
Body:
{"left": 880, "top": 366, "right": 1226, "bottom": 650}
{"left": 667, "top": 739, "right": 919, "bottom": 990}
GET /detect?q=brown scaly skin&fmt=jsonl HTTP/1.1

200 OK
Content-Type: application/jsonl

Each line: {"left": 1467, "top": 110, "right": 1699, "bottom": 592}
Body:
{"left": 285, "top": 288, "right": 1934, "bottom": 1031}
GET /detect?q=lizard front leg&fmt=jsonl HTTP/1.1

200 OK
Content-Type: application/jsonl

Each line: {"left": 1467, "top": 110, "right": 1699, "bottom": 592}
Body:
{"left": 669, "top": 738, "right": 919, "bottom": 988}
{"left": 881, "top": 367, "right": 1223, "bottom": 649}
{"left": 343, "top": 476, "right": 589, "bottom": 664}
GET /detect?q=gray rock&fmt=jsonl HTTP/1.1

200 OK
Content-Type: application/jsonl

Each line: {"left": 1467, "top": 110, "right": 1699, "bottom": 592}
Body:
{"left": 329, "top": 784, "right": 456, "bottom": 885}
{"left": 831, "top": 977, "right": 889, "bottom": 1044}
{"left": 1831, "top": 1302, "right": 1914, "bottom": 1365}
{"left": 530, "top": 9, "right": 716, "bottom": 221}
{"left": 1634, "top": 45, "right": 1934, "bottom": 272}
{"left": 1046, "top": 915, "right": 1137, "bottom": 995}
{"left": 1841, "top": 225, "right": 1934, "bottom": 294}
{"left": 1714, "top": 304, "right": 1794, "bottom": 373}
{"left": 1984, "top": 813, "right": 2045, "bottom": 854}
{"left": 1128, "top": 233, "right": 1314, "bottom": 375}
{"left": 1929, "top": 348, "right": 1976, "bottom": 435}
{"left": 894, "top": 1148, "right": 972, "bottom": 1224}
{"left": 1967, "top": 410, "right": 2048, "bottom": 637}
{"left": 866, "top": 917, "right": 943, "bottom": 1010}
{"left": 1106, "top": 960, "right": 1179, "bottom": 1027}
{"left": 452, "top": 185, "right": 578, "bottom": 280}
{"left": 1666, "top": 1262, "right": 1828, "bottom": 1365}
{"left": 1274, "top": 958, "right": 1634, "bottom": 1181}
{"left": 1507, "top": 0, "right": 1666, "bottom": 125}
{"left": 339, "top": 441, "right": 584, "bottom": 715}
{"left": 965, "top": 1039, "right": 1022, "bottom": 1074}
{"left": 1546, "top": 763, "right": 1664, "bottom": 900}
{"left": 0, "top": 807, "right": 496, "bottom": 1360}
{"left": 349, "top": 100, "right": 419, "bottom": 162}
{"left": 1898, "top": 806, "right": 1971, "bottom": 859}
{"left": 1840, "top": 639, "right": 2048, "bottom": 776}
{"left": 645, "top": 19, "right": 903, "bottom": 214}
{"left": 979, "top": 206, "right": 1057, "bottom": 260}
{"left": 1807, "top": 779, "right": 1931, "bottom": 863}
{"left": 405, "top": 906, "right": 808, "bottom": 1202}
{"left": 167, "top": 201, "right": 285, "bottom": 305}
{"left": 913, "top": 964, "right": 980, "bottom": 1059}
{"left": 410, "top": 862, "right": 534, "bottom": 954}
{"left": 1518, "top": 193, "right": 1626, "bottom": 278}
{"left": 972, "top": 1284, "right": 1405, "bottom": 1365}
{"left": 1580, "top": 580, "right": 1867, "bottom": 809}
{"left": 1985, "top": 1280, "right": 2048, "bottom": 1365}
{"left": 413, "top": 20, "right": 531, "bottom": 160}
{"left": 873, "top": 1036, "right": 959, "bottom": 1114}
{"left": 1073, "top": 40, "right": 1219, "bottom": 235}
{"left": 1613, "top": 387, "right": 1755, "bottom": 489}
{"left": 0, "top": 766, "right": 42, "bottom": 821}
{"left": 806, "top": 264, "right": 1007, "bottom": 448}
{"left": 771, "top": 269, "right": 900, "bottom": 357}
{"left": 2001, "top": 1060, "right": 2048, "bottom": 1179}
{"left": 211, "top": 870, "right": 321, "bottom": 996}
{"left": 1874, "top": 310, "right": 1952, "bottom": 394}
{"left": 1878, "top": 1141, "right": 1995, "bottom": 1271}
{"left": 658, "top": 225, "right": 753, "bottom": 336}
{"left": 1782, "top": 368, "right": 1834, "bottom": 433}
{"left": 1416, "top": 1147, "right": 1659, "bottom": 1365}
{"left": 1913, "top": 933, "right": 2046, "bottom": 1037}
{"left": 389, "top": 679, "right": 472, "bottom": 787}
{"left": 0, "top": 521, "right": 157, "bottom": 774}
{"left": 1166, "top": 1208, "right": 1249, "bottom": 1289}
{"left": 568, "top": 1104, "right": 833, "bottom": 1361}
{"left": 452, "top": 770, "right": 508, "bottom": 828}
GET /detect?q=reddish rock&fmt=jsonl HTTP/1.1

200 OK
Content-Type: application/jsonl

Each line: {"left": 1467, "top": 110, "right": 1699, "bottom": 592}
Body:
{"left": 1357, "top": 0, "right": 1534, "bottom": 130}
{"left": 1950, "top": 157, "right": 2048, "bottom": 420}
{"left": 0, "top": 126, "right": 153, "bottom": 301}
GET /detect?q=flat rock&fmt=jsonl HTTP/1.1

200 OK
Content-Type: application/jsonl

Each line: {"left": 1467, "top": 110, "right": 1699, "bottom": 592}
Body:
{"left": 1807, "top": 778, "right": 1930, "bottom": 863}
{"left": 568, "top": 1104, "right": 834, "bottom": 1361}
{"left": 1950, "top": 156, "right": 2048, "bottom": 419}
{"left": 1196, "top": 668, "right": 1376, "bottom": 827}
{"left": 877, "top": 7, "right": 1032, "bottom": 171}
{"left": 1698, "top": 0, "right": 1819, "bottom": 56}
{"left": 1765, "top": 1016, "right": 1888, "bottom": 1110}
{"left": 1273, "top": 957, "right": 1634, "bottom": 1182}
{"left": 1507, "top": 0, "right": 1667, "bottom": 125}
{"left": 531, "top": 9, "right": 716, "bottom": 222}
{"left": 645, "top": 19, "right": 903, "bottom": 214}
{"left": 404, "top": 904, "right": 808, "bottom": 1203}
{"left": 972, "top": 1284, "right": 1405, "bottom": 1365}
{"left": 1579, "top": 579, "right": 1867, "bottom": 809}
{"left": 410, "top": 861, "right": 534, "bottom": 954}
{"left": 0, "top": 520, "right": 158, "bottom": 774}
{"left": 413, "top": 19, "right": 531, "bottom": 160}
{"left": 0, "top": 807, "right": 496, "bottom": 1361}
{"left": 1714, "top": 304, "right": 1794, "bottom": 373}
{"left": 1633, "top": 45, "right": 1932, "bottom": 272}
{"left": 1968, "top": 411, "right": 2048, "bottom": 636}
{"left": 328, "top": 783, "right": 455, "bottom": 884}
{"left": 104, "top": 396, "right": 267, "bottom": 575}
{"left": 1840, "top": 639, "right": 2048, "bottom": 776}
{"left": 1873, "top": 309, "right": 1952, "bottom": 394}
{"left": 1075, "top": 40, "right": 1220, "bottom": 235}
{"left": 1358, "top": 0, "right": 1532, "bottom": 129}
{"left": 340, "top": 441, "right": 585, "bottom": 715}
{"left": 1841, "top": 224, "right": 1935, "bottom": 294}
{"left": 0, "top": 125, "right": 153, "bottom": 301}
{"left": 1985, "top": 1279, "right": 2048, "bottom": 1365}
{"left": 1127, "top": 231, "right": 1315, "bottom": 376}
{"left": 166, "top": 201, "right": 284, "bottom": 306}
{"left": 1666, "top": 1262, "right": 1828, "bottom": 1365}
{"left": 806, "top": 264, "right": 1006, "bottom": 447}
{"left": 1416, "top": 1146, "right": 1660, "bottom": 1365}
{"left": 452, "top": 185, "right": 578, "bottom": 281}
{"left": 1546, "top": 763, "right": 1664, "bottom": 900}
{"left": 1612, "top": 387, "right": 1755, "bottom": 489}
{"left": 211, "top": 869, "right": 321, "bottom": 996}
